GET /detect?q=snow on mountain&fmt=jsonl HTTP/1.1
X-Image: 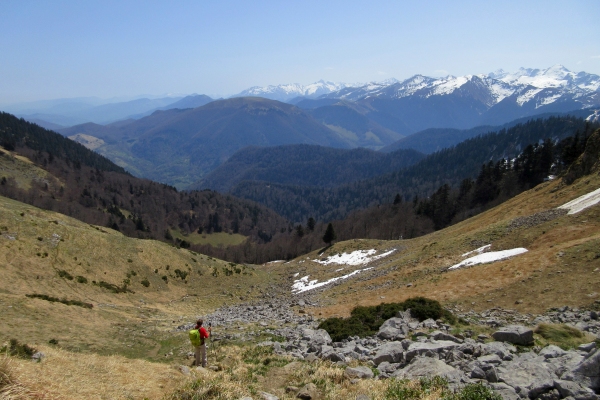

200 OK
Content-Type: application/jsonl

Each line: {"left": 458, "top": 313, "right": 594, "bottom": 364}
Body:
{"left": 233, "top": 66, "right": 600, "bottom": 112}
{"left": 318, "top": 65, "right": 600, "bottom": 111}
{"left": 233, "top": 80, "right": 357, "bottom": 102}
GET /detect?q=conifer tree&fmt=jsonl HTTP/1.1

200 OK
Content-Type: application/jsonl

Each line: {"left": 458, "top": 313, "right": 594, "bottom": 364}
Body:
{"left": 322, "top": 223, "right": 336, "bottom": 246}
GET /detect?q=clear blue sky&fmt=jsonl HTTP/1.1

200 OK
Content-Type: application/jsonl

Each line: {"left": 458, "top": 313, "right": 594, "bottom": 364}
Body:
{"left": 1, "top": 0, "right": 599, "bottom": 104}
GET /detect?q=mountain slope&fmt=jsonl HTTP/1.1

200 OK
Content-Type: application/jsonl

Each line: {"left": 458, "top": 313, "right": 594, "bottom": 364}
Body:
{"left": 194, "top": 144, "right": 424, "bottom": 192}
{"left": 228, "top": 116, "right": 598, "bottom": 223}
{"left": 60, "top": 98, "right": 350, "bottom": 188}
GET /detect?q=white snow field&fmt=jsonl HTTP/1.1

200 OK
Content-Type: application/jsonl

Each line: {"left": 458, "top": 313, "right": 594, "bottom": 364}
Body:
{"left": 291, "top": 249, "right": 395, "bottom": 293}
{"left": 292, "top": 267, "right": 373, "bottom": 294}
{"left": 448, "top": 248, "right": 528, "bottom": 271}
{"left": 313, "top": 249, "right": 395, "bottom": 266}
{"left": 558, "top": 187, "right": 600, "bottom": 215}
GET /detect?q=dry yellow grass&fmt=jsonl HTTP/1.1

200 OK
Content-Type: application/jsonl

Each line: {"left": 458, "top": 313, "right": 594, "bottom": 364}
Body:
{"left": 282, "top": 173, "right": 600, "bottom": 318}
{"left": 4, "top": 345, "right": 190, "bottom": 400}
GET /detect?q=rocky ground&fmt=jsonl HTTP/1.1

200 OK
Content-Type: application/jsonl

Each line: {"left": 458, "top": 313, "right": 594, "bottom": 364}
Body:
{"left": 175, "top": 284, "right": 600, "bottom": 400}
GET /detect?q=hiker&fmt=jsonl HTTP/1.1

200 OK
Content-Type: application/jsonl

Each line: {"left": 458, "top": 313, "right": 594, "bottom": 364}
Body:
{"left": 193, "top": 319, "right": 211, "bottom": 367}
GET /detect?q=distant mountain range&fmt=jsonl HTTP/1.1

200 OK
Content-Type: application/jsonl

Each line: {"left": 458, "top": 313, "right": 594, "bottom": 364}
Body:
{"left": 59, "top": 97, "right": 353, "bottom": 188}
{"left": 4, "top": 95, "right": 213, "bottom": 127}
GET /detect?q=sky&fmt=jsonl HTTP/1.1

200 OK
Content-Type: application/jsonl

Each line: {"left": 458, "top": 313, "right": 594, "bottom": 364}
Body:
{"left": 1, "top": 0, "right": 599, "bottom": 105}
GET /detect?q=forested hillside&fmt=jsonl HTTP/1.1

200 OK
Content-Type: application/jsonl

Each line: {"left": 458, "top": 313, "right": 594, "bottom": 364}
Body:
{"left": 0, "top": 113, "right": 289, "bottom": 247}
{"left": 230, "top": 116, "right": 597, "bottom": 223}
{"left": 202, "top": 125, "right": 600, "bottom": 263}
{"left": 195, "top": 144, "right": 424, "bottom": 192}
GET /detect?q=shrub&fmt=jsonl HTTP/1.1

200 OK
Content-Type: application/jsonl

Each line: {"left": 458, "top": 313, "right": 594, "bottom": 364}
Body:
{"left": 93, "top": 281, "right": 132, "bottom": 294}
{"left": 57, "top": 270, "right": 73, "bottom": 280}
{"left": 26, "top": 293, "right": 93, "bottom": 308}
{"left": 1, "top": 339, "right": 36, "bottom": 359}
{"left": 162, "top": 276, "right": 168, "bottom": 283}
{"left": 140, "top": 278, "right": 150, "bottom": 287}
{"left": 174, "top": 269, "right": 188, "bottom": 280}
{"left": 75, "top": 275, "right": 88, "bottom": 284}
{"left": 443, "top": 382, "right": 502, "bottom": 400}
{"left": 318, "top": 297, "right": 455, "bottom": 341}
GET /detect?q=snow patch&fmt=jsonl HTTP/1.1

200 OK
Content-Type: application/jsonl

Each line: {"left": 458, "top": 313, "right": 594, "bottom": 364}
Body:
{"left": 462, "top": 244, "right": 491, "bottom": 257}
{"left": 558, "top": 187, "right": 600, "bottom": 215}
{"left": 313, "top": 249, "right": 396, "bottom": 266}
{"left": 292, "top": 267, "right": 373, "bottom": 294}
{"left": 448, "top": 248, "right": 528, "bottom": 271}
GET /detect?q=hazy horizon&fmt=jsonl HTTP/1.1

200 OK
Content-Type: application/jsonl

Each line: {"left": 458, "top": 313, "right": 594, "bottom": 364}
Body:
{"left": 1, "top": 0, "right": 599, "bottom": 105}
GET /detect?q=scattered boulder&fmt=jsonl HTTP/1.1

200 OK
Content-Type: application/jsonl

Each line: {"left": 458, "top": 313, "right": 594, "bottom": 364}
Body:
{"left": 344, "top": 366, "right": 374, "bottom": 380}
{"left": 392, "top": 357, "right": 463, "bottom": 383}
{"left": 373, "top": 342, "right": 405, "bottom": 365}
{"left": 492, "top": 325, "right": 534, "bottom": 345}
{"left": 404, "top": 340, "right": 460, "bottom": 362}
{"left": 296, "top": 383, "right": 319, "bottom": 399}
{"left": 258, "top": 391, "right": 279, "bottom": 400}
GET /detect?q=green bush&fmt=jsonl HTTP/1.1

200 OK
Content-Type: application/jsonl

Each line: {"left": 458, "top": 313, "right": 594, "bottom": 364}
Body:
{"left": 141, "top": 278, "right": 150, "bottom": 287}
{"left": 57, "top": 270, "right": 74, "bottom": 280}
{"left": 318, "top": 297, "right": 454, "bottom": 342}
{"left": 93, "top": 280, "right": 132, "bottom": 293}
{"left": 1, "top": 339, "right": 36, "bottom": 359}
{"left": 75, "top": 275, "right": 88, "bottom": 284}
{"left": 26, "top": 293, "right": 93, "bottom": 308}
{"left": 443, "top": 382, "right": 502, "bottom": 400}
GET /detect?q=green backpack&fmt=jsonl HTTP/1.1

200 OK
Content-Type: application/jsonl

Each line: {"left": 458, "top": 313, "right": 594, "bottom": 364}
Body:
{"left": 189, "top": 329, "right": 201, "bottom": 347}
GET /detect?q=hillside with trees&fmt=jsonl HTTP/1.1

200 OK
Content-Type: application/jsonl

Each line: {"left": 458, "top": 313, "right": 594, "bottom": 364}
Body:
{"left": 229, "top": 116, "right": 597, "bottom": 223}
{"left": 195, "top": 144, "right": 424, "bottom": 192}
{"left": 0, "top": 112, "right": 289, "bottom": 249}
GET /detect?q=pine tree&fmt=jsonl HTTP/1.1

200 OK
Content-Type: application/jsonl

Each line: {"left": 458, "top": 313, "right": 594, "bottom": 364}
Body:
{"left": 322, "top": 223, "right": 336, "bottom": 246}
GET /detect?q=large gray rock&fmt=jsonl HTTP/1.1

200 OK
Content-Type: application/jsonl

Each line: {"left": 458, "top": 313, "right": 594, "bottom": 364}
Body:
{"left": 377, "top": 317, "right": 408, "bottom": 340}
{"left": 310, "top": 329, "right": 332, "bottom": 346}
{"left": 430, "top": 331, "right": 462, "bottom": 343}
{"left": 496, "top": 354, "right": 557, "bottom": 398}
{"left": 540, "top": 345, "right": 568, "bottom": 359}
{"left": 553, "top": 379, "right": 596, "bottom": 398}
{"left": 492, "top": 325, "right": 534, "bottom": 345}
{"left": 373, "top": 342, "right": 405, "bottom": 365}
{"left": 258, "top": 392, "right": 279, "bottom": 400}
{"left": 391, "top": 357, "right": 464, "bottom": 383}
{"left": 483, "top": 341, "right": 516, "bottom": 360}
{"left": 405, "top": 341, "right": 460, "bottom": 362}
{"left": 296, "top": 383, "right": 319, "bottom": 399}
{"left": 570, "top": 348, "right": 600, "bottom": 391}
{"left": 489, "top": 382, "right": 520, "bottom": 400}
{"left": 344, "top": 366, "right": 374, "bottom": 379}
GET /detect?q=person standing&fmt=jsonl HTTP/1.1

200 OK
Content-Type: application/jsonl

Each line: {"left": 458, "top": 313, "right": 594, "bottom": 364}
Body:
{"left": 194, "top": 319, "right": 211, "bottom": 367}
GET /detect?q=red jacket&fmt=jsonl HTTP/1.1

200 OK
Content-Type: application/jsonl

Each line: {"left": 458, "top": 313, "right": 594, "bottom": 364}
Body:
{"left": 195, "top": 325, "right": 210, "bottom": 339}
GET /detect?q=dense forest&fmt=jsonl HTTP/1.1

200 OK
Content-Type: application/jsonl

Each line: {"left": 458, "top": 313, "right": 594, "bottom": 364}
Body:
{"left": 195, "top": 144, "right": 424, "bottom": 192}
{"left": 202, "top": 125, "right": 600, "bottom": 263}
{"left": 230, "top": 116, "right": 598, "bottom": 223}
{"left": 0, "top": 113, "right": 289, "bottom": 246}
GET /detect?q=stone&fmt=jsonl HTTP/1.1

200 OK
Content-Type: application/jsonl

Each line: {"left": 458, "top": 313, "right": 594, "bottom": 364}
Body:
{"left": 483, "top": 341, "right": 516, "bottom": 359}
{"left": 286, "top": 386, "right": 299, "bottom": 393}
{"left": 421, "top": 318, "right": 438, "bottom": 329}
{"left": 470, "top": 366, "right": 486, "bottom": 379}
{"left": 392, "top": 357, "right": 463, "bottom": 383}
{"left": 31, "top": 351, "right": 45, "bottom": 362}
{"left": 492, "top": 325, "right": 534, "bottom": 345}
{"left": 355, "top": 395, "right": 370, "bottom": 400}
{"left": 296, "top": 383, "right": 319, "bottom": 400}
{"left": 404, "top": 341, "right": 460, "bottom": 362}
{"left": 477, "top": 354, "right": 503, "bottom": 365}
{"left": 431, "top": 331, "right": 462, "bottom": 343}
{"left": 321, "top": 351, "right": 345, "bottom": 362}
{"left": 305, "top": 354, "right": 319, "bottom": 363}
{"left": 373, "top": 342, "right": 405, "bottom": 365}
{"left": 570, "top": 348, "right": 600, "bottom": 391}
{"left": 553, "top": 379, "right": 595, "bottom": 398}
{"left": 578, "top": 342, "right": 597, "bottom": 353}
{"left": 258, "top": 392, "right": 279, "bottom": 400}
{"left": 310, "top": 329, "right": 332, "bottom": 346}
{"left": 344, "top": 366, "right": 374, "bottom": 380}
{"left": 540, "top": 345, "right": 567, "bottom": 359}
{"left": 485, "top": 366, "right": 499, "bottom": 383}
{"left": 177, "top": 365, "right": 191, "bottom": 375}
{"left": 489, "top": 382, "right": 520, "bottom": 400}
{"left": 496, "top": 355, "right": 556, "bottom": 398}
